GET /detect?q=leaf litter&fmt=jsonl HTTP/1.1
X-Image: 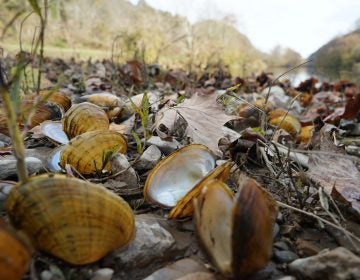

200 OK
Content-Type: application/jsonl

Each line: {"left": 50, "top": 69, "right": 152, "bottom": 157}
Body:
{"left": 1, "top": 55, "right": 360, "bottom": 279}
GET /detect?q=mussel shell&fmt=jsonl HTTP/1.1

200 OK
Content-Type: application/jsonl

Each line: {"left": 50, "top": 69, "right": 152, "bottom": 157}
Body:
{"left": 144, "top": 144, "right": 216, "bottom": 208}
{"left": 5, "top": 175, "right": 135, "bottom": 265}
{"left": 231, "top": 175, "right": 277, "bottom": 278}
{"left": 46, "top": 145, "right": 66, "bottom": 172}
{"left": 194, "top": 175, "right": 278, "bottom": 279}
{"left": 0, "top": 219, "right": 32, "bottom": 280}
{"left": 21, "top": 101, "right": 63, "bottom": 128}
{"left": 194, "top": 179, "right": 234, "bottom": 277}
{"left": 168, "top": 162, "right": 231, "bottom": 219}
{"left": 60, "top": 130, "right": 127, "bottom": 175}
{"left": 23, "top": 91, "right": 72, "bottom": 112}
{"left": 0, "top": 111, "right": 9, "bottom": 135}
{"left": 41, "top": 121, "right": 69, "bottom": 144}
{"left": 62, "top": 102, "right": 109, "bottom": 139}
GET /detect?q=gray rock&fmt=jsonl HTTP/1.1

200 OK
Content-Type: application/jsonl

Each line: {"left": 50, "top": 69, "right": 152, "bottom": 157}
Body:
{"left": 40, "top": 270, "right": 54, "bottom": 280}
{"left": 109, "top": 154, "right": 138, "bottom": 188}
{"left": 289, "top": 247, "right": 360, "bottom": 280}
{"left": 0, "top": 156, "right": 43, "bottom": 179}
{"left": 0, "top": 133, "right": 11, "bottom": 145}
{"left": 0, "top": 141, "right": 6, "bottom": 148}
{"left": 134, "top": 145, "right": 162, "bottom": 170}
{"left": 274, "top": 250, "right": 299, "bottom": 263}
{"left": 91, "top": 268, "right": 114, "bottom": 280}
{"left": 274, "top": 241, "right": 290, "bottom": 251}
{"left": 147, "top": 136, "right": 182, "bottom": 155}
{"left": 144, "top": 258, "right": 208, "bottom": 280}
{"left": 110, "top": 215, "right": 176, "bottom": 269}
{"left": 0, "top": 182, "right": 15, "bottom": 211}
{"left": 276, "top": 276, "right": 296, "bottom": 280}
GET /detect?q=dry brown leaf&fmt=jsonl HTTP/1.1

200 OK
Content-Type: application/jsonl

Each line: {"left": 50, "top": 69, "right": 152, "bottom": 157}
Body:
{"left": 307, "top": 130, "right": 360, "bottom": 216}
{"left": 155, "top": 93, "right": 239, "bottom": 155}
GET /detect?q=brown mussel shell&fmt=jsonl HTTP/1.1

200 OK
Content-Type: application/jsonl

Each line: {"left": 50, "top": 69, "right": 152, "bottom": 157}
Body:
{"left": 60, "top": 130, "right": 127, "bottom": 175}
{"left": 5, "top": 174, "right": 135, "bottom": 265}
{"left": 0, "top": 219, "right": 32, "bottom": 280}
{"left": 62, "top": 102, "right": 109, "bottom": 139}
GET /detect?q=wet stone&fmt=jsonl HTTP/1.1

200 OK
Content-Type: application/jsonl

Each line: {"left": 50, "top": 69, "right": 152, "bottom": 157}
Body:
{"left": 147, "top": 136, "right": 182, "bottom": 155}
{"left": 134, "top": 145, "right": 162, "bottom": 170}
{"left": 0, "top": 156, "right": 43, "bottom": 179}
{"left": 91, "top": 268, "right": 114, "bottom": 280}
{"left": 274, "top": 250, "right": 299, "bottom": 263}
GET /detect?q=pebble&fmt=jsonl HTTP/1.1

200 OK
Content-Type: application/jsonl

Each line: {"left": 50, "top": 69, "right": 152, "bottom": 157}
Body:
{"left": 273, "top": 223, "right": 280, "bottom": 238}
{"left": 108, "top": 215, "right": 176, "bottom": 269}
{"left": 40, "top": 270, "right": 53, "bottom": 280}
{"left": 110, "top": 154, "right": 138, "bottom": 188}
{"left": 289, "top": 247, "right": 360, "bottom": 280}
{"left": 273, "top": 241, "right": 290, "bottom": 251}
{"left": 0, "top": 156, "right": 43, "bottom": 179}
{"left": 91, "top": 268, "right": 114, "bottom": 280}
{"left": 274, "top": 250, "right": 299, "bottom": 263}
{"left": 147, "top": 136, "right": 182, "bottom": 155}
{"left": 134, "top": 145, "right": 162, "bottom": 170}
{"left": 143, "top": 258, "right": 208, "bottom": 280}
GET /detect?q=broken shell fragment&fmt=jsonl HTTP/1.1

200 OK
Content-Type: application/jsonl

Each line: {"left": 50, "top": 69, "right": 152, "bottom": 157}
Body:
{"left": 60, "top": 130, "right": 127, "bottom": 175}
{"left": 144, "top": 144, "right": 216, "bottom": 208}
{"left": 62, "top": 102, "right": 109, "bottom": 139}
{"left": 194, "top": 175, "right": 277, "bottom": 279}
{"left": 5, "top": 174, "right": 135, "bottom": 265}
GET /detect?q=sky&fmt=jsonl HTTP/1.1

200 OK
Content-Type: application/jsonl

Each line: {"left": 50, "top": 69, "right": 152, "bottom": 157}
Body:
{"left": 129, "top": 0, "right": 360, "bottom": 58}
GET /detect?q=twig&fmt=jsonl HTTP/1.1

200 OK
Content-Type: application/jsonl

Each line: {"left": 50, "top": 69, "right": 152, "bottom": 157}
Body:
{"left": 277, "top": 200, "right": 360, "bottom": 252}
{"left": 0, "top": 65, "right": 28, "bottom": 183}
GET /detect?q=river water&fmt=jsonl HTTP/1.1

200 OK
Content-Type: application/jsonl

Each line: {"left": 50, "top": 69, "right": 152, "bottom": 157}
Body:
{"left": 268, "top": 67, "right": 359, "bottom": 87}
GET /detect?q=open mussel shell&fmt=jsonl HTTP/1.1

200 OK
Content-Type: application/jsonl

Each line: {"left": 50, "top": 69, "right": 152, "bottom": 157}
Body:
{"left": 194, "top": 175, "right": 278, "bottom": 279}
{"left": 62, "top": 102, "right": 109, "bottom": 139}
{"left": 60, "top": 130, "right": 127, "bottom": 175}
{"left": 144, "top": 144, "right": 216, "bottom": 208}
{"left": 5, "top": 174, "right": 135, "bottom": 265}
{"left": 46, "top": 145, "right": 66, "bottom": 172}
{"left": 23, "top": 91, "right": 72, "bottom": 112}
{"left": 21, "top": 100, "right": 63, "bottom": 128}
{"left": 41, "top": 121, "right": 69, "bottom": 144}
{"left": 0, "top": 219, "right": 32, "bottom": 280}
{"left": 168, "top": 162, "right": 231, "bottom": 219}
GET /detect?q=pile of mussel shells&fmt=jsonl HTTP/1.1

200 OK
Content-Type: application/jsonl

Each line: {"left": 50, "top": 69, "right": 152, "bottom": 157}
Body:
{"left": 0, "top": 90, "right": 278, "bottom": 280}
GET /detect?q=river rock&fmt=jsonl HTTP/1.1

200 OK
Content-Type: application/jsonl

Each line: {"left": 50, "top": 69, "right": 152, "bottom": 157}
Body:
{"left": 0, "top": 156, "right": 43, "bottom": 179}
{"left": 91, "top": 268, "right": 114, "bottom": 280}
{"left": 109, "top": 154, "right": 138, "bottom": 188}
{"left": 274, "top": 250, "right": 299, "bottom": 263}
{"left": 289, "top": 247, "right": 360, "bottom": 280}
{"left": 109, "top": 215, "right": 176, "bottom": 270}
{"left": 134, "top": 145, "right": 162, "bottom": 170}
{"left": 0, "top": 182, "right": 15, "bottom": 211}
{"left": 143, "top": 258, "right": 208, "bottom": 280}
{"left": 147, "top": 136, "right": 182, "bottom": 155}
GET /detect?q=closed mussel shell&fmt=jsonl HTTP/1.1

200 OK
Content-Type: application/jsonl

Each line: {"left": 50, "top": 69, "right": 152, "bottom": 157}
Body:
{"left": 62, "top": 102, "right": 109, "bottom": 139}
{"left": 60, "top": 130, "right": 127, "bottom": 175}
{"left": 5, "top": 175, "right": 135, "bottom": 265}
{"left": 0, "top": 219, "right": 32, "bottom": 280}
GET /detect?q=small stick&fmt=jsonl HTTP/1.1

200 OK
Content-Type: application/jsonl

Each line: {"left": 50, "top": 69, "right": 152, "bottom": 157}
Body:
{"left": 277, "top": 200, "right": 360, "bottom": 252}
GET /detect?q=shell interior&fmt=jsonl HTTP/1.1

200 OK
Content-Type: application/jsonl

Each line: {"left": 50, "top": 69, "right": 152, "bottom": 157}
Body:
{"left": 41, "top": 121, "right": 69, "bottom": 144}
{"left": 194, "top": 179, "right": 234, "bottom": 278}
{"left": 46, "top": 145, "right": 66, "bottom": 172}
{"left": 168, "top": 162, "right": 231, "bottom": 219}
{"left": 144, "top": 145, "right": 215, "bottom": 208}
